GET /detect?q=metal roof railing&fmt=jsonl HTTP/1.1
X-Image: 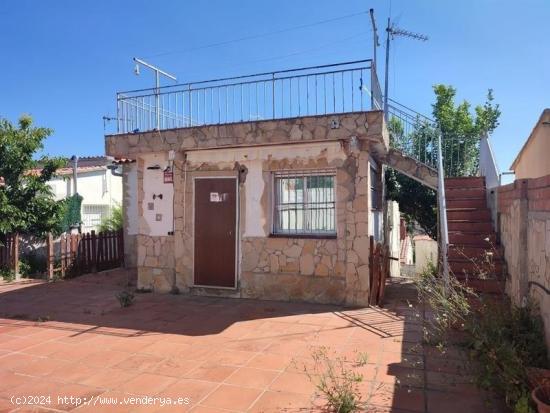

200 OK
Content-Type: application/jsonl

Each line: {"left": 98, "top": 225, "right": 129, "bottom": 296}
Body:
{"left": 115, "top": 60, "right": 382, "bottom": 134}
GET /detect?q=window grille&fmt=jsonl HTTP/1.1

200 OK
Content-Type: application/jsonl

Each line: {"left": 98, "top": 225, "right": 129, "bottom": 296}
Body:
{"left": 81, "top": 204, "right": 110, "bottom": 232}
{"left": 273, "top": 171, "right": 336, "bottom": 236}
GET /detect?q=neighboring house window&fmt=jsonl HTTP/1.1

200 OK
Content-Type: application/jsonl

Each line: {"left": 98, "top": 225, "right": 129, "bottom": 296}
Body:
{"left": 273, "top": 171, "right": 335, "bottom": 236}
{"left": 81, "top": 204, "right": 110, "bottom": 232}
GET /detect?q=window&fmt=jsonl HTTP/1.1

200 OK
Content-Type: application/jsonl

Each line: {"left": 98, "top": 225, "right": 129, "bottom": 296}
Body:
{"left": 82, "top": 204, "right": 110, "bottom": 232}
{"left": 273, "top": 171, "right": 336, "bottom": 236}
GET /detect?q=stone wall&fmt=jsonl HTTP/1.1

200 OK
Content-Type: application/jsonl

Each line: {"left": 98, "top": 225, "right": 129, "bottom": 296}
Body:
{"left": 498, "top": 175, "right": 550, "bottom": 346}
{"left": 106, "top": 112, "right": 387, "bottom": 159}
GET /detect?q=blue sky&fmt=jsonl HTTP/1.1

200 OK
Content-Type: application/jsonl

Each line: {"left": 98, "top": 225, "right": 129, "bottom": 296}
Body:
{"left": 1, "top": 0, "right": 548, "bottom": 173}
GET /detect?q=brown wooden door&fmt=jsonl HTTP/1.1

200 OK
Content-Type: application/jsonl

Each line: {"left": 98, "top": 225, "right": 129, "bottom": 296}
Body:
{"left": 194, "top": 178, "right": 237, "bottom": 288}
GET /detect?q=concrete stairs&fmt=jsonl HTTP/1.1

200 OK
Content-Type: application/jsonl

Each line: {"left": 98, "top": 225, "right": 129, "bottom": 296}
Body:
{"left": 384, "top": 148, "right": 438, "bottom": 190}
{"left": 445, "top": 176, "right": 505, "bottom": 293}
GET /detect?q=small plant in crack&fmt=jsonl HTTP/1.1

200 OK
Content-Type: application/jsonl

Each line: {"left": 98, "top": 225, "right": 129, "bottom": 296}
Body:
{"left": 301, "top": 346, "right": 365, "bottom": 413}
{"left": 115, "top": 290, "right": 135, "bottom": 308}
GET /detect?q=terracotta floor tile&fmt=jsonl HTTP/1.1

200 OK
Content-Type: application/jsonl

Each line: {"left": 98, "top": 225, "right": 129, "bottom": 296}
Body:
{"left": 21, "top": 340, "right": 68, "bottom": 357}
{"left": 113, "top": 354, "right": 163, "bottom": 372}
{"left": 178, "top": 345, "right": 218, "bottom": 362}
{"left": 248, "top": 390, "right": 313, "bottom": 413}
{"left": 427, "top": 390, "right": 494, "bottom": 413}
{"left": 46, "top": 361, "right": 99, "bottom": 384}
{"left": 159, "top": 378, "right": 217, "bottom": 405}
{"left": 268, "top": 371, "right": 316, "bottom": 394}
{"left": 81, "top": 368, "right": 138, "bottom": 389}
{"left": 245, "top": 353, "right": 291, "bottom": 371}
{"left": 200, "top": 384, "right": 262, "bottom": 411}
{"left": 190, "top": 406, "right": 237, "bottom": 413}
{"left": 186, "top": 364, "right": 238, "bottom": 383}
{"left": 139, "top": 341, "right": 190, "bottom": 357}
{"left": 224, "top": 367, "right": 279, "bottom": 389}
{"left": 145, "top": 357, "right": 199, "bottom": 378}
{"left": 223, "top": 338, "right": 273, "bottom": 352}
{"left": 81, "top": 349, "right": 132, "bottom": 368}
{"left": 0, "top": 353, "right": 38, "bottom": 371}
{"left": 13, "top": 356, "right": 67, "bottom": 377}
{"left": 50, "top": 344, "right": 101, "bottom": 362}
{"left": 118, "top": 373, "right": 176, "bottom": 396}
{"left": 0, "top": 370, "right": 32, "bottom": 392}
{"left": 207, "top": 350, "right": 256, "bottom": 367}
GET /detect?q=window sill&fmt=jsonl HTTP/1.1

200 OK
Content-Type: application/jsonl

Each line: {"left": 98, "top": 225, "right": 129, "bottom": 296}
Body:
{"left": 269, "top": 233, "right": 337, "bottom": 240}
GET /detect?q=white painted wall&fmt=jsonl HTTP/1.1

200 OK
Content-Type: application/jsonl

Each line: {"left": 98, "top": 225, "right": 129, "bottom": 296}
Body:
{"left": 387, "top": 201, "right": 401, "bottom": 277}
{"left": 186, "top": 141, "right": 346, "bottom": 237}
{"left": 140, "top": 153, "right": 174, "bottom": 236}
{"left": 125, "top": 164, "right": 139, "bottom": 236}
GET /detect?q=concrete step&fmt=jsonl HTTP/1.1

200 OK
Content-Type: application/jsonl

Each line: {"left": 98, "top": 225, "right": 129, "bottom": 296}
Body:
{"left": 448, "top": 245, "right": 502, "bottom": 260}
{"left": 446, "top": 198, "right": 487, "bottom": 209}
{"left": 446, "top": 188, "right": 486, "bottom": 199}
{"left": 448, "top": 232, "right": 496, "bottom": 246}
{"left": 447, "top": 208, "right": 492, "bottom": 221}
{"left": 445, "top": 176, "right": 486, "bottom": 189}
{"left": 449, "top": 259, "right": 503, "bottom": 275}
{"left": 454, "top": 276, "right": 506, "bottom": 294}
{"left": 448, "top": 221, "right": 493, "bottom": 232}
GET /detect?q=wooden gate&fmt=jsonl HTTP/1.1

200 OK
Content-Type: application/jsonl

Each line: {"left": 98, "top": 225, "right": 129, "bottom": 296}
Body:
{"left": 368, "top": 236, "right": 390, "bottom": 306}
{"left": 47, "top": 230, "right": 124, "bottom": 279}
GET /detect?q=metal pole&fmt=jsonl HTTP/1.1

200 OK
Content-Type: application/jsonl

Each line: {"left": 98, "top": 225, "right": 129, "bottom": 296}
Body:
{"left": 436, "top": 133, "right": 450, "bottom": 293}
{"left": 383, "top": 18, "right": 391, "bottom": 117}
{"left": 369, "top": 9, "right": 379, "bottom": 71}
{"left": 71, "top": 155, "right": 78, "bottom": 195}
{"left": 156, "top": 70, "right": 160, "bottom": 130}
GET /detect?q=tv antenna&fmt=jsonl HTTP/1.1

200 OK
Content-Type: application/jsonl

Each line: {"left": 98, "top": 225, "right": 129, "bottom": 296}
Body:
{"left": 383, "top": 19, "right": 428, "bottom": 115}
{"left": 133, "top": 57, "right": 177, "bottom": 130}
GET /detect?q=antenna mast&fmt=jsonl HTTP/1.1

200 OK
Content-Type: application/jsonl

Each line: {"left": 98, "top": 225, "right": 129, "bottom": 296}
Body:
{"left": 383, "top": 20, "right": 428, "bottom": 115}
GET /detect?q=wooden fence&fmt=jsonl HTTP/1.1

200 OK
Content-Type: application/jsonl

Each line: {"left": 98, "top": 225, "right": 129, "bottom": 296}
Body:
{"left": 46, "top": 230, "right": 124, "bottom": 279}
{"left": 368, "top": 236, "right": 391, "bottom": 306}
{"left": 0, "top": 234, "right": 19, "bottom": 274}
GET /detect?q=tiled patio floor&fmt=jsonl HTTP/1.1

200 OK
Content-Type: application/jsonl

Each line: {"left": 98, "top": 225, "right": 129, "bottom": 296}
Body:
{"left": 0, "top": 270, "right": 504, "bottom": 412}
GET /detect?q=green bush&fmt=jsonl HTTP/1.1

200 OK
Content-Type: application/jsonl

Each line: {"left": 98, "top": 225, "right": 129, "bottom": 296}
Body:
{"left": 466, "top": 300, "right": 548, "bottom": 412}
{"left": 116, "top": 290, "right": 134, "bottom": 308}
{"left": 0, "top": 267, "right": 15, "bottom": 282}
{"left": 20, "top": 254, "right": 47, "bottom": 276}
{"left": 99, "top": 204, "right": 123, "bottom": 232}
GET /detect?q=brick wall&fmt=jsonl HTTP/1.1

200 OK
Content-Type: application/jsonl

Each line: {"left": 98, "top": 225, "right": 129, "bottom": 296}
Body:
{"left": 497, "top": 174, "right": 550, "bottom": 347}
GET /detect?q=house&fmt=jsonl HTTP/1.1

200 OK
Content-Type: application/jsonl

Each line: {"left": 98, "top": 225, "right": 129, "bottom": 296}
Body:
{"left": 47, "top": 156, "right": 122, "bottom": 232}
{"left": 510, "top": 108, "right": 550, "bottom": 179}
{"left": 106, "top": 61, "right": 393, "bottom": 306}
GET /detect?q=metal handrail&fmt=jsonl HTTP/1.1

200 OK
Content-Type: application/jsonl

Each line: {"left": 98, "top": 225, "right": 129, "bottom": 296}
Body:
{"left": 115, "top": 60, "right": 381, "bottom": 134}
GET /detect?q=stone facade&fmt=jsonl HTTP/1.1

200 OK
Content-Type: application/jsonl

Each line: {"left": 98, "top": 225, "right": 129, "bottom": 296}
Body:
{"left": 498, "top": 175, "right": 550, "bottom": 347}
{"left": 107, "top": 111, "right": 388, "bottom": 306}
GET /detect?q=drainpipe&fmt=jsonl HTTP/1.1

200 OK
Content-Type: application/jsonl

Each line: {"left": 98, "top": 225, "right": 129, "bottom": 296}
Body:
{"left": 71, "top": 155, "right": 78, "bottom": 195}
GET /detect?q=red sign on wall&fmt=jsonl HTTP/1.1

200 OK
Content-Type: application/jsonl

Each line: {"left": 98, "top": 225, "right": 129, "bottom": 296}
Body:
{"left": 163, "top": 169, "right": 174, "bottom": 184}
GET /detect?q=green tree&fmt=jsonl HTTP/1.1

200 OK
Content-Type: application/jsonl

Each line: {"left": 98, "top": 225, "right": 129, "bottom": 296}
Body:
{"left": 386, "top": 86, "right": 501, "bottom": 238}
{"left": 0, "top": 115, "right": 66, "bottom": 237}
{"left": 98, "top": 204, "right": 123, "bottom": 232}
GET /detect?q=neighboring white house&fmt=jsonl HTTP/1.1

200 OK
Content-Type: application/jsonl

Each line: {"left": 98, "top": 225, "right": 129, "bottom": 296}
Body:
{"left": 47, "top": 156, "right": 122, "bottom": 232}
